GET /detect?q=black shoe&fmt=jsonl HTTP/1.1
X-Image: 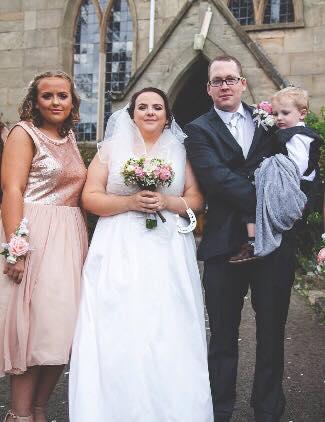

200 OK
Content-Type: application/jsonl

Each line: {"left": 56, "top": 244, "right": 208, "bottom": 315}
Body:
{"left": 229, "top": 242, "right": 260, "bottom": 264}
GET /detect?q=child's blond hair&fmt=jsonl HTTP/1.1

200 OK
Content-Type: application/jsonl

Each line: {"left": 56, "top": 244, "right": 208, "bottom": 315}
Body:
{"left": 271, "top": 87, "right": 309, "bottom": 112}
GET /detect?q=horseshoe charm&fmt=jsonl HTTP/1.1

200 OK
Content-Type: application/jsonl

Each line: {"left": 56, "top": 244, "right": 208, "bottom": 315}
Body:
{"left": 176, "top": 198, "right": 197, "bottom": 233}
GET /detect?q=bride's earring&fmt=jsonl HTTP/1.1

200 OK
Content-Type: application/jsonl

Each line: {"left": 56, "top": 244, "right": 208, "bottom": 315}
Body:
{"left": 176, "top": 197, "right": 197, "bottom": 234}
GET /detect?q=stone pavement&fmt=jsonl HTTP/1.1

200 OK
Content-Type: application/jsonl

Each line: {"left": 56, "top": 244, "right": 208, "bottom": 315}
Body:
{"left": 0, "top": 290, "right": 324, "bottom": 422}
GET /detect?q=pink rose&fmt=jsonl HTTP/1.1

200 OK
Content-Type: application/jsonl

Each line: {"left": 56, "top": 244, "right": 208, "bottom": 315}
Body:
{"left": 134, "top": 166, "right": 144, "bottom": 178}
{"left": 159, "top": 168, "right": 171, "bottom": 181}
{"left": 258, "top": 101, "right": 272, "bottom": 114}
{"left": 154, "top": 167, "right": 161, "bottom": 177}
{"left": 8, "top": 235, "right": 29, "bottom": 257}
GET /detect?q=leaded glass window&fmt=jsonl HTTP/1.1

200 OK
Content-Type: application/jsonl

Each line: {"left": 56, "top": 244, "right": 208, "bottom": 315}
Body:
{"left": 74, "top": 0, "right": 133, "bottom": 141}
{"left": 229, "top": 0, "right": 255, "bottom": 25}
{"left": 74, "top": 0, "right": 100, "bottom": 141}
{"left": 263, "top": 0, "right": 294, "bottom": 24}
{"left": 99, "top": 0, "right": 108, "bottom": 11}
{"left": 104, "top": 0, "right": 133, "bottom": 126}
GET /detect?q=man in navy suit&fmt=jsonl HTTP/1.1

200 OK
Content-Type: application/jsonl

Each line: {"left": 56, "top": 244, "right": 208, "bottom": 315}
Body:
{"left": 184, "top": 55, "right": 296, "bottom": 422}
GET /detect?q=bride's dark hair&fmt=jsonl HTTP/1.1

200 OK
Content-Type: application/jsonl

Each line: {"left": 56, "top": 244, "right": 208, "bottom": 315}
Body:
{"left": 127, "top": 87, "right": 173, "bottom": 128}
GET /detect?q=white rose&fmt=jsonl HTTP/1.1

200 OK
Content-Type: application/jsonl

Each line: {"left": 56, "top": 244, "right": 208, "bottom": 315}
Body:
{"left": 7, "top": 255, "right": 17, "bottom": 264}
{"left": 143, "top": 164, "right": 155, "bottom": 173}
{"left": 264, "top": 115, "right": 275, "bottom": 126}
{"left": 127, "top": 165, "right": 135, "bottom": 172}
{"left": 18, "top": 227, "right": 29, "bottom": 236}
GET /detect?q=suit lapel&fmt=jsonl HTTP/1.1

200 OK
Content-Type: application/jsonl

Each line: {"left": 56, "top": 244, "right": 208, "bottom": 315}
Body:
{"left": 244, "top": 103, "right": 265, "bottom": 160}
{"left": 207, "top": 108, "right": 244, "bottom": 157}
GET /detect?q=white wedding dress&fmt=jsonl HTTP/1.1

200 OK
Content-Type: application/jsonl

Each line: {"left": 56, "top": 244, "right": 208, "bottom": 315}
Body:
{"left": 69, "top": 126, "right": 213, "bottom": 422}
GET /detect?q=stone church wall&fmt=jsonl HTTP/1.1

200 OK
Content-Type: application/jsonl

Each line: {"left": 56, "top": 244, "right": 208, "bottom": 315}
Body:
{"left": 249, "top": 0, "right": 325, "bottom": 112}
{"left": 0, "top": 0, "right": 324, "bottom": 125}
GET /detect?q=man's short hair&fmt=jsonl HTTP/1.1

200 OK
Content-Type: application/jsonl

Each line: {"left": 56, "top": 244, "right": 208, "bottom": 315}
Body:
{"left": 271, "top": 87, "right": 309, "bottom": 111}
{"left": 208, "top": 55, "right": 243, "bottom": 78}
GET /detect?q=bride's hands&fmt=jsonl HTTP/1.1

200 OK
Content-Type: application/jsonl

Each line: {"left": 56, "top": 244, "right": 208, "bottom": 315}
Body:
{"left": 129, "top": 191, "right": 167, "bottom": 213}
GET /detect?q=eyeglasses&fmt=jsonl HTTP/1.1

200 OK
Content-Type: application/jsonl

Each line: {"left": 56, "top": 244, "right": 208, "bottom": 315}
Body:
{"left": 208, "top": 77, "right": 244, "bottom": 87}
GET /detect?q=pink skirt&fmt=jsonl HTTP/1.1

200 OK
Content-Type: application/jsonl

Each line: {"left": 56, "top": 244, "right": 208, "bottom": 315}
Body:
{"left": 0, "top": 203, "right": 88, "bottom": 376}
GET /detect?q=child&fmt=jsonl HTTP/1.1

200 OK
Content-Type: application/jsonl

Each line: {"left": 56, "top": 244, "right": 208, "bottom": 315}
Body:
{"left": 230, "top": 87, "right": 321, "bottom": 263}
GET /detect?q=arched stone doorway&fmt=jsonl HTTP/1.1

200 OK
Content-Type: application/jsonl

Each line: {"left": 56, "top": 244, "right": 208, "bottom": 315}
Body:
{"left": 171, "top": 58, "right": 211, "bottom": 236}
{"left": 172, "top": 58, "right": 211, "bottom": 128}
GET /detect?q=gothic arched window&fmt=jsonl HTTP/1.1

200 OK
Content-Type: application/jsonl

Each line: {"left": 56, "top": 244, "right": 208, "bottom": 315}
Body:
{"left": 263, "top": 0, "right": 294, "bottom": 24}
{"left": 73, "top": 0, "right": 134, "bottom": 141}
{"left": 228, "top": 0, "right": 255, "bottom": 25}
{"left": 74, "top": 0, "right": 100, "bottom": 141}
{"left": 104, "top": 0, "right": 133, "bottom": 127}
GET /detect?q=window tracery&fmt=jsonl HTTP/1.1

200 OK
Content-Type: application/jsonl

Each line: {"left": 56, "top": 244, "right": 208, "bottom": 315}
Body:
{"left": 73, "top": 0, "right": 134, "bottom": 141}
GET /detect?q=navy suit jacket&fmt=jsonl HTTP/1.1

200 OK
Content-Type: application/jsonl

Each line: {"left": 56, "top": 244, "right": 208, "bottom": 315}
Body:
{"left": 184, "top": 104, "right": 275, "bottom": 260}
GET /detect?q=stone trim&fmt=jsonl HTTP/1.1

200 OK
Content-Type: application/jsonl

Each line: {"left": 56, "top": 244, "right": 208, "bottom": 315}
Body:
{"left": 244, "top": 21, "right": 304, "bottom": 32}
{"left": 226, "top": 0, "right": 304, "bottom": 28}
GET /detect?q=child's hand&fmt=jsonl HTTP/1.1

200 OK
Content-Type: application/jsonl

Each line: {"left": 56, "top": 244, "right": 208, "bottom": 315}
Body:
{"left": 317, "top": 248, "right": 325, "bottom": 264}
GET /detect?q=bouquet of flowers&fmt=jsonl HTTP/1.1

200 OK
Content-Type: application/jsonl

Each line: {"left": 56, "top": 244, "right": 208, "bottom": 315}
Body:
{"left": 121, "top": 157, "right": 174, "bottom": 229}
{"left": 252, "top": 101, "right": 275, "bottom": 131}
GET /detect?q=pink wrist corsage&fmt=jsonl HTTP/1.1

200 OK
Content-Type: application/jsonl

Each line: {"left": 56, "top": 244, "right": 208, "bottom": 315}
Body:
{"left": 1, "top": 218, "right": 31, "bottom": 264}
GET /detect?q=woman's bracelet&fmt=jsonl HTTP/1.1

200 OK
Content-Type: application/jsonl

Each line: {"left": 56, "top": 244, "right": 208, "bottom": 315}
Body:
{"left": 1, "top": 218, "right": 31, "bottom": 264}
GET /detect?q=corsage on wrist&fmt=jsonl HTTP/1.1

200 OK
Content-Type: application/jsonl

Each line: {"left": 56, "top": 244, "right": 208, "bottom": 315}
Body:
{"left": 1, "top": 218, "right": 31, "bottom": 264}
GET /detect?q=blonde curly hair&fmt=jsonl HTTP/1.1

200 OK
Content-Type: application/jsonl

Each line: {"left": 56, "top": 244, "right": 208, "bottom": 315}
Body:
{"left": 272, "top": 87, "right": 309, "bottom": 112}
{"left": 19, "top": 70, "right": 80, "bottom": 137}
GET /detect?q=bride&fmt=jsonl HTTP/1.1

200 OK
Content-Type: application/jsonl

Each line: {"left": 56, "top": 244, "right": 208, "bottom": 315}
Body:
{"left": 69, "top": 87, "right": 213, "bottom": 421}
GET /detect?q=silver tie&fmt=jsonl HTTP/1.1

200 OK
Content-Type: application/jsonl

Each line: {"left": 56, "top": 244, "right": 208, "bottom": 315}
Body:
{"left": 228, "top": 112, "right": 240, "bottom": 141}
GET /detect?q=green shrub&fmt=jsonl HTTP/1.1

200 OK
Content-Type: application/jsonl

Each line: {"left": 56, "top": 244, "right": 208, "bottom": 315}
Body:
{"left": 306, "top": 107, "right": 325, "bottom": 182}
{"left": 78, "top": 144, "right": 99, "bottom": 240}
{"left": 297, "top": 108, "right": 325, "bottom": 270}
{"left": 79, "top": 143, "right": 97, "bottom": 168}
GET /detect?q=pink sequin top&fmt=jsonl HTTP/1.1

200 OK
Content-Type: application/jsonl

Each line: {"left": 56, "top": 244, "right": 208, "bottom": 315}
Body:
{"left": 14, "top": 121, "right": 87, "bottom": 207}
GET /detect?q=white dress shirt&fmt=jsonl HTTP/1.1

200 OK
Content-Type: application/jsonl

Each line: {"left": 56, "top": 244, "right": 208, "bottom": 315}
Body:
{"left": 214, "top": 103, "right": 255, "bottom": 159}
{"left": 286, "top": 122, "right": 315, "bottom": 181}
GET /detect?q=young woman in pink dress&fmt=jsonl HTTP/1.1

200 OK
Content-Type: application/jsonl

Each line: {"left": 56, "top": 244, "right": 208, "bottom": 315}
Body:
{"left": 0, "top": 71, "right": 88, "bottom": 422}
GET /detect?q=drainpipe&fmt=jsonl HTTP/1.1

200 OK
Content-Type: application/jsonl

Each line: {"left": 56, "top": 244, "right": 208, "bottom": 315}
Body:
{"left": 149, "top": 0, "right": 155, "bottom": 52}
